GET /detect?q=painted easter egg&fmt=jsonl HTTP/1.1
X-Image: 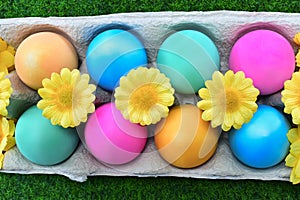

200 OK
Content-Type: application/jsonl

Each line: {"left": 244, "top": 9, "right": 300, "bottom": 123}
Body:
{"left": 84, "top": 102, "right": 148, "bottom": 165}
{"left": 154, "top": 104, "right": 220, "bottom": 168}
{"left": 15, "top": 32, "right": 78, "bottom": 90}
{"left": 229, "top": 104, "right": 290, "bottom": 168}
{"left": 156, "top": 30, "right": 220, "bottom": 94}
{"left": 229, "top": 29, "right": 295, "bottom": 95}
{"left": 86, "top": 29, "right": 148, "bottom": 91}
{"left": 15, "top": 105, "right": 79, "bottom": 166}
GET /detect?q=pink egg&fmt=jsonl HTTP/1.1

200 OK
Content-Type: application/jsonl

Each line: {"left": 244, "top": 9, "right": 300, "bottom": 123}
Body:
{"left": 229, "top": 29, "right": 295, "bottom": 95}
{"left": 84, "top": 102, "right": 148, "bottom": 165}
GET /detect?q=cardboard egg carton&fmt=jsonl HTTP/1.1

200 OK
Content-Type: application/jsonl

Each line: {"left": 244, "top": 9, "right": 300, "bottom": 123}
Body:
{"left": 1, "top": 11, "right": 297, "bottom": 182}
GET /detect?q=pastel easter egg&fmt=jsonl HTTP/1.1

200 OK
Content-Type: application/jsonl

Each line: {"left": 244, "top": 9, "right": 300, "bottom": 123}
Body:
{"left": 229, "top": 29, "right": 295, "bottom": 95}
{"left": 86, "top": 29, "right": 148, "bottom": 91}
{"left": 15, "top": 32, "right": 78, "bottom": 90}
{"left": 84, "top": 102, "right": 148, "bottom": 165}
{"left": 156, "top": 30, "right": 220, "bottom": 94}
{"left": 154, "top": 104, "right": 220, "bottom": 168}
{"left": 15, "top": 105, "right": 79, "bottom": 166}
{"left": 229, "top": 104, "right": 290, "bottom": 168}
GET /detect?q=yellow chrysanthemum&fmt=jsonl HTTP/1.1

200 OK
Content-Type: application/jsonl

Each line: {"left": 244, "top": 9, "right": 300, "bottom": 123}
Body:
{"left": 0, "top": 38, "right": 15, "bottom": 75}
{"left": 0, "top": 117, "right": 15, "bottom": 168}
{"left": 114, "top": 67, "right": 175, "bottom": 126}
{"left": 294, "top": 33, "right": 300, "bottom": 46}
{"left": 285, "top": 127, "right": 300, "bottom": 184}
{"left": 296, "top": 49, "right": 300, "bottom": 67}
{"left": 37, "top": 68, "right": 96, "bottom": 128}
{"left": 197, "top": 70, "right": 260, "bottom": 131}
{"left": 281, "top": 72, "right": 300, "bottom": 125}
{"left": 0, "top": 72, "right": 13, "bottom": 116}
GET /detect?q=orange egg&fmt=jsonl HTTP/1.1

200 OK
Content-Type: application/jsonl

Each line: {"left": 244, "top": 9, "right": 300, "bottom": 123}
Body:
{"left": 154, "top": 104, "right": 220, "bottom": 168}
{"left": 15, "top": 32, "right": 78, "bottom": 90}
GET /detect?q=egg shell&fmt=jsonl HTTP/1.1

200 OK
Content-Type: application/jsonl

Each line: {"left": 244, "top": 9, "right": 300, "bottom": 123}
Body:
{"left": 229, "top": 104, "right": 290, "bottom": 169}
{"left": 15, "top": 32, "right": 78, "bottom": 90}
{"left": 15, "top": 105, "right": 79, "bottom": 166}
{"left": 229, "top": 29, "right": 295, "bottom": 95}
{"left": 84, "top": 102, "right": 148, "bottom": 165}
{"left": 156, "top": 30, "right": 220, "bottom": 94}
{"left": 154, "top": 104, "right": 220, "bottom": 168}
{"left": 86, "top": 29, "right": 148, "bottom": 92}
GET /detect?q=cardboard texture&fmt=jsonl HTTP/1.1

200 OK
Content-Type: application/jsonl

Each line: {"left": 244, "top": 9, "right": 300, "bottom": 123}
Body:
{"left": 1, "top": 11, "right": 296, "bottom": 182}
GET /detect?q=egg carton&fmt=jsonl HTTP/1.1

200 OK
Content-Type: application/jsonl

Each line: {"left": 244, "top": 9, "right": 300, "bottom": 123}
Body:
{"left": 0, "top": 11, "right": 297, "bottom": 182}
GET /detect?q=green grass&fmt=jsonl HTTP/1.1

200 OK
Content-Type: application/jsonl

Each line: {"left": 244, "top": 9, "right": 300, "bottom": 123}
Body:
{"left": 2, "top": 173, "right": 300, "bottom": 199}
{"left": 0, "top": 0, "right": 300, "bottom": 18}
{"left": 1, "top": 0, "right": 300, "bottom": 199}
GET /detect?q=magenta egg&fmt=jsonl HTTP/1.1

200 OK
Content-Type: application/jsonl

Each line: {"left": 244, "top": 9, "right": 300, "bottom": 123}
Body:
{"left": 229, "top": 29, "right": 295, "bottom": 95}
{"left": 84, "top": 102, "right": 148, "bottom": 165}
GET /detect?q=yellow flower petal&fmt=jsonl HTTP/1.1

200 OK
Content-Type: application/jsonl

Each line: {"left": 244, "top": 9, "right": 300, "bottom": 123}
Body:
{"left": 287, "top": 128, "right": 300, "bottom": 144}
{"left": 0, "top": 153, "right": 3, "bottom": 169}
{"left": 290, "top": 167, "right": 300, "bottom": 184}
{"left": 285, "top": 153, "right": 298, "bottom": 167}
{"left": 198, "top": 88, "right": 211, "bottom": 100}
{"left": 37, "top": 68, "right": 96, "bottom": 128}
{"left": 296, "top": 50, "right": 300, "bottom": 67}
{"left": 0, "top": 51, "right": 14, "bottom": 68}
{"left": 290, "top": 141, "right": 300, "bottom": 156}
{"left": 294, "top": 159, "right": 300, "bottom": 178}
{"left": 3, "top": 137, "right": 15, "bottom": 151}
{"left": 197, "top": 100, "right": 212, "bottom": 110}
{"left": 282, "top": 72, "right": 300, "bottom": 123}
{"left": 294, "top": 33, "right": 300, "bottom": 46}
{"left": 0, "top": 38, "right": 7, "bottom": 52}
{"left": 114, "top": 67, "right": 175, "bottom": 125}
{"left": 0, "top": 117, "right": 14, "bottom": 153}
{"left": 6, "top": 45, "right": 15, "bottom": 55}
{"left": 291, "top": 108, "right": 300, "bottom": 124}
{"left": 0, "top": 63, "right": 8, "bottom": 75}
{"left": 0, "top": 73, "right": 12, "bottom": 117}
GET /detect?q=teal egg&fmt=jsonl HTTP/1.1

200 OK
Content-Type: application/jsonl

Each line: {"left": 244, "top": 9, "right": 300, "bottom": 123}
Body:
{"left": 156, "top": 30, "right": 220, "bottom": 94}
{"left": 15, "top": 105, "right": 79, "bottom": 166}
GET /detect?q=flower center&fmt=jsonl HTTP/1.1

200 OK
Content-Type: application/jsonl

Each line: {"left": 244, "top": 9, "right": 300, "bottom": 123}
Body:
{"left": 57, "top": 86, "right": 73, "bottom": 107}
{"left": 129, "top": 84, "right": 158, "bottom": 111}
{"left": 225, "top": 89, "right": 240, "bottom": 112}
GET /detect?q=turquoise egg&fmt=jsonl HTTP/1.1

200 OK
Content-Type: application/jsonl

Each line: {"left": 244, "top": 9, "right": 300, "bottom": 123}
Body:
{"left": 156, "top": 30, "right": 220, "bottom": 94}
{"left": 15, "top": 105, "right": 79, "bottom": 166}
{"left": 86, "top": 29, "right": 148, "bottom": 91}
{"left": 229, "top": 105, "right": 290, "bottom": 168}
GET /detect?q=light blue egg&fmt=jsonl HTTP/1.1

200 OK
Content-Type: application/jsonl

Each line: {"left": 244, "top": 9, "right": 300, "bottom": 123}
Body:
{"left": 86, "top": 29, "right": 148, "bottom": 91}
{"left": 229, "top": 104, "right": 290, "bottom": 168}
{"left": 15, "top": 105, "right": 79, "bottom": 166}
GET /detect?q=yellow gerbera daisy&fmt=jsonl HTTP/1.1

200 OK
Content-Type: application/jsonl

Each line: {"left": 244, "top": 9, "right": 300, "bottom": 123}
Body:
{"left": 114, "top": 67, "right": 175, "bottom": 126}
{"left": 0, "top": 72, "right": 13, "bottom": 116}
{"left": 37, "top": 68, "right": 96, "bottom": 128}
{"left": 294, "top": 33, "right": 300, "bottom": 46}
{"left": 281, "top": 72, "right": 300, "bottom": 124}
{"left": 0, "top": 117, "right": 15, "bottom": 168}
{"left": 285, "top": 127, "right": 300, "bottom": 184}
{"left": 197, "top": 70, "right": 260, "bottom": 131}
{"left": 0, "top": 37, "right": 15, "bottom": 75}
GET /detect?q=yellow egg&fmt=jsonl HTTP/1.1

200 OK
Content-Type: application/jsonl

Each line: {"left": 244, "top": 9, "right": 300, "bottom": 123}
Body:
{"left": 15, "top": 32, "right": 78, "bottom": 90}
{"left": 154, "top": 104, "right": 220, "bottom": 168}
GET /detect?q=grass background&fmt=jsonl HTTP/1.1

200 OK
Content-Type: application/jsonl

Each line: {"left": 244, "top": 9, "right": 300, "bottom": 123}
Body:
{"left": 1, "top": 0, "right": 300, "bottom": 199}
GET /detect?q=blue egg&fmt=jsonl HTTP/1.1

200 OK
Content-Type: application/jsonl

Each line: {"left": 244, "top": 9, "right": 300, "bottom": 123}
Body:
{"left": 228, "top": 104, "right": 290, "bottom": 168}
{"left": 86, "top": 29, "right": 148, "bottom": 91}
